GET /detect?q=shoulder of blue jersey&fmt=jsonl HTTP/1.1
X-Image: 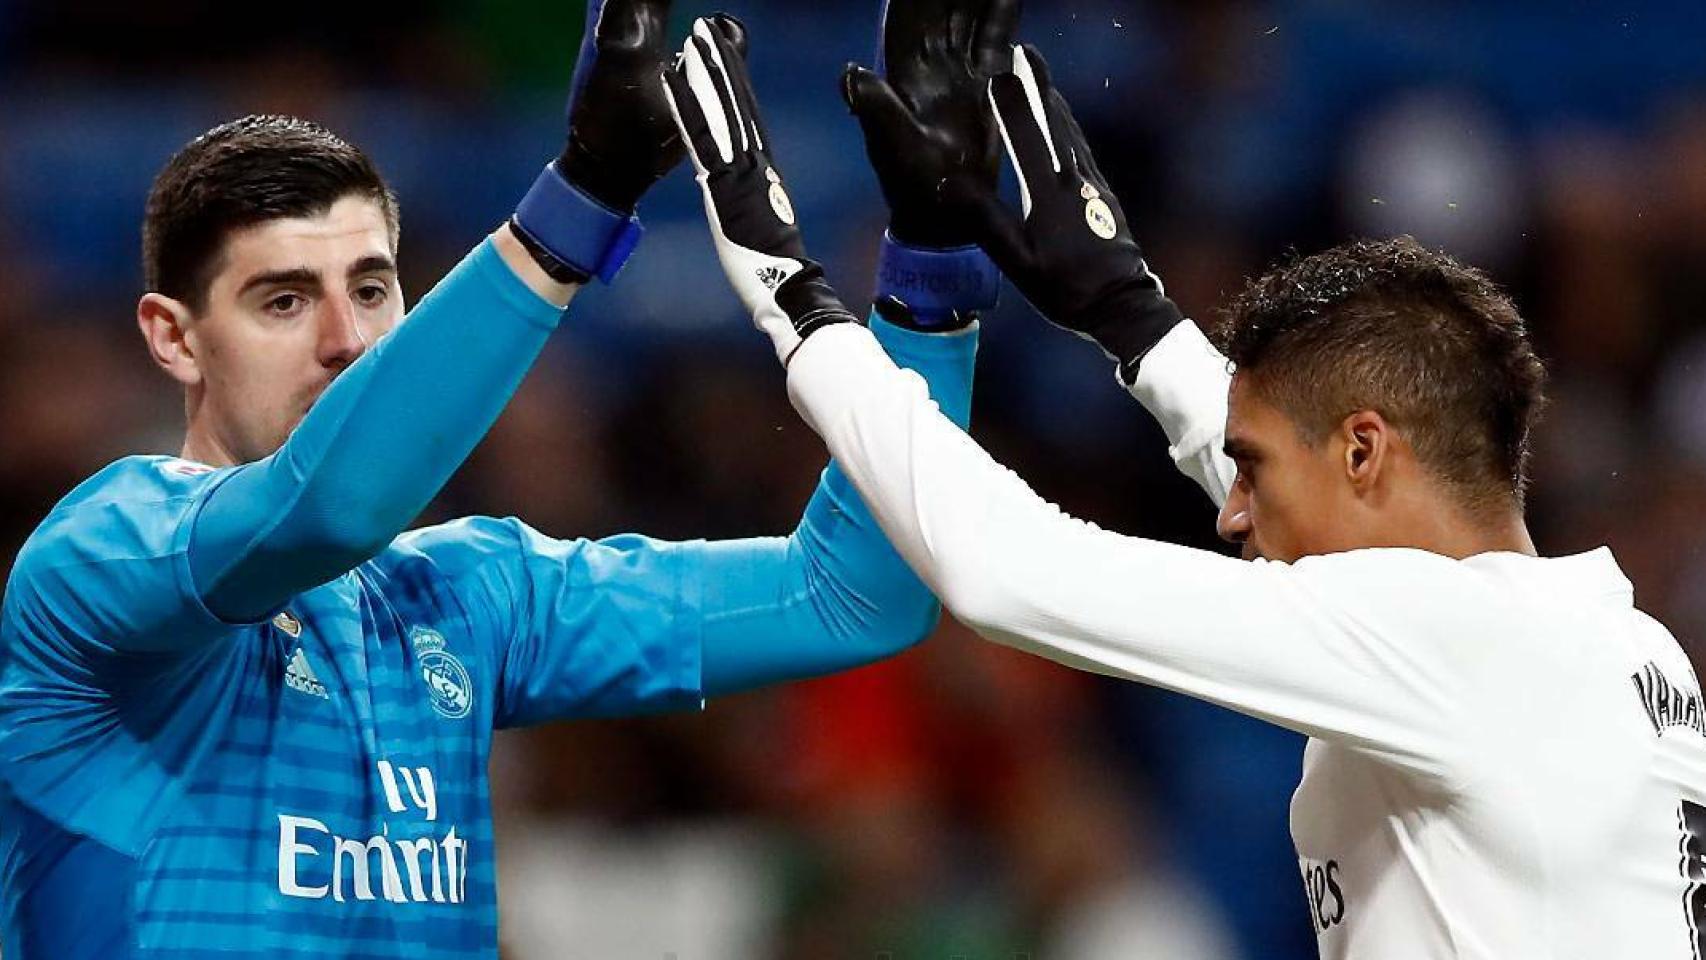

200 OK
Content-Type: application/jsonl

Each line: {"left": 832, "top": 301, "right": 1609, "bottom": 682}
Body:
{"left": 9, "top": 455, "right": 233, "bottom": 582}
{"left": 44, "top": 455, "right": 229, "bottom": 517}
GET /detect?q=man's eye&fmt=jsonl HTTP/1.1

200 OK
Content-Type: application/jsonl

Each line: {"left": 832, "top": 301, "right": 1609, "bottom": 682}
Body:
{"left": 355, "top": 284, "right": 389, "bottom": 306}
{"left": 266, "top": 293, "right": 305, "bottom": 314}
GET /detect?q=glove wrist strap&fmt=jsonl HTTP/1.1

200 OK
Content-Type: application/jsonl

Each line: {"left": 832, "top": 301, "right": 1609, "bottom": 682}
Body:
{"left": 512, "top": 161, "right": 645, "bottom": 285}
{"left": 776, "top": 262, "right": 860, "bottom": 341}
{"left": 876, "top": 232, "right": 1000, "bottom": 327}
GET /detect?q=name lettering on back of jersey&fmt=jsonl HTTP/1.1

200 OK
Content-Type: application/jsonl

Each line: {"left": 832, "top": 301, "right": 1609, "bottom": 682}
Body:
{"left": 284, "top": 646, "right": 329, "bottom": 700}
{"left": 1632, "top": 661, "right": 1705, "bottom": 739}
{"left": 1298, "top": 855, "right": 1346, "bottom": 934}
{"left": 277, "top": 761, "right": 467, "bottom": 904}
{"left": 410, "top": 626, "right": 473, "bottom": 720}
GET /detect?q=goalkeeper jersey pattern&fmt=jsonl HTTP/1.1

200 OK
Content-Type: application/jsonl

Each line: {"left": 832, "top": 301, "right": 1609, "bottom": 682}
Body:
{"left": 787, "top": 322, "right": 1706, "bottom": 960}
{"left": 0, "top": 456, "right": 703, "bottom": 959}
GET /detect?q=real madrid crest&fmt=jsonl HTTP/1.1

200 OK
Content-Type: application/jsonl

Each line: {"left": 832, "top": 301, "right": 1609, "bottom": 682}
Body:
{"left": 272, "top": 610, "right": 303, "bottom": 638}
{"left": 765, "top": 166, "right": 795, "bottom": 226}
{"left": 410, "top": 626, "right": 473, "bottom": 720}
{"left": 1081, "top": 182, "right": 1117, "bottom": 240}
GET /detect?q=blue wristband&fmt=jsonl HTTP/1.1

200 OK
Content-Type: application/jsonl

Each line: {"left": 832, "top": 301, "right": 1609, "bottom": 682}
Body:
{"left": 875, "top": 233, "right": 1000, "bottom": 325}
{"left": 512, "top": 161, "right": 645, "bottom": 284}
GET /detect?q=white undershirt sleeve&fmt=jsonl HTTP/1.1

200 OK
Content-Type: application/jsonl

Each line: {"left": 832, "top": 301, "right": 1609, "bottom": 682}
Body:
{"left": 787, "top": 324, "right": 1467, "bottom": 784}
{"left": 1126, "top": 320, "right": 1237, "bottom": 508}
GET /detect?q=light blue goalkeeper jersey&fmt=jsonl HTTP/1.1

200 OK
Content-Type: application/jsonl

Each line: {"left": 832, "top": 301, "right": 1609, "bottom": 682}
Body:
{"left": 0, "top": 302, "right": 976, "bottom": 958}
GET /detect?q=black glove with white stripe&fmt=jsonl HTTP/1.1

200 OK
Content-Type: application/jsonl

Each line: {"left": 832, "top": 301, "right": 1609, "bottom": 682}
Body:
{"left": 954, "top": 44, "right": 1183, "bottom": 381}
{"left": 661, "top": 15, "right": 858, "bottom": 363}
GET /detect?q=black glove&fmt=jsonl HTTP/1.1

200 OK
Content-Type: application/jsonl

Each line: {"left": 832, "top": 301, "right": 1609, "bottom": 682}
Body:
{"left": 558, "top": 0, "right": 692, "bottom": 213}
{"left": 842, "top": 0, "right": 1019, "bottom": 329}
{"left": 662, "top": 15, "right": 858, "bottom": 363}
{"left": 511, "top": 0, "right": 692, "bottom": 285}
{"left": 842, "top": 0, "right": 1019, "bottom": 249}
{"left": 954, "top": 44, "right": 1183, "bottom": 378}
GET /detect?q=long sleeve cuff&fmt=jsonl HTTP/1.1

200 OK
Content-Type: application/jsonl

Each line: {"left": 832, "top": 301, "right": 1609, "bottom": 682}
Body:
{"left": 1126, "top": 321, "right": 1236, "bottom": 507}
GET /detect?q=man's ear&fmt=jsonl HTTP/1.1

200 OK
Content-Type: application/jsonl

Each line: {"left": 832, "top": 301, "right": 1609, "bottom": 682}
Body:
{"left": 137, "top": 293, "right": 202, "bottom": 387}
{"left": 1341, "top": 409, "right": 1391, "bottom": 492}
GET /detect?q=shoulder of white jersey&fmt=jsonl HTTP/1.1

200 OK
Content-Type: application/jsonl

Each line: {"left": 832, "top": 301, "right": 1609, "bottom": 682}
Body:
{"left": 1282, "top": 546, "right": 1522, "bottom": 656}
{"left": 1269, "top": 547, "right": 1485, "bottom": 633}
{"left": 1630, "top": 607, "right": 1701, "bottom": 691}
{"left": 1288, "top": 546, "right": 1470, "bottom": 587}
{"left": 1296, "top": 546, "right": 1639, "bottom": 614}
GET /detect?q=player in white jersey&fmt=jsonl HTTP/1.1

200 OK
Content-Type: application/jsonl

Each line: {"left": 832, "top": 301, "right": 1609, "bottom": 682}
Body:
{"left": 660, "top": 10, "right": 1706, "bottom": 958}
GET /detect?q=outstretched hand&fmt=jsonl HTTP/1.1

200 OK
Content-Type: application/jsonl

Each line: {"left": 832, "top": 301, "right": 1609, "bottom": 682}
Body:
{"left": 509, "top": 0, "right": 695, "bottom": 287}
{"left": 560, "top": 0, "right": 695, "bottom": 213}
{"left": 958, "top": 44, "right": 1183, "bottom": 377}
{"left": 662, "top": 15, "right": 858, "bottom": 363}
{"left": 842, "top": 0, "right": 1020, "bottom": 249}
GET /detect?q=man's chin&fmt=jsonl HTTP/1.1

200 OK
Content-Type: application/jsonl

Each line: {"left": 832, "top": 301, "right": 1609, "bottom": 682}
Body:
{"left": 254, "top": 416, "right": 306, "bottom": 460}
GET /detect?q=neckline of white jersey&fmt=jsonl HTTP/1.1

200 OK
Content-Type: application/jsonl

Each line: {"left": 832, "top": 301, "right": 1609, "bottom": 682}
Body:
{"left": 1460, "top": 545, "right": 1632, "bottom": 600}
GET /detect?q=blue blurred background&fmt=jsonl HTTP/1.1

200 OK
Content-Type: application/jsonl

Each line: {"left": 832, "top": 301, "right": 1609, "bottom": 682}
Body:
{"left": 3, "top": 1, "right": 1706, "bottom": 957}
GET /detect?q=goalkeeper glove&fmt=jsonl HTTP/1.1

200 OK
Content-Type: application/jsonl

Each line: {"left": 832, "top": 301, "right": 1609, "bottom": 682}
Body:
{"left": 662, "top": 15, "right": 859, "bottom": 364}
{"left": 955, "top": 44, "right": 1184, "bottom": 381}
{"left": 511, "top": 0, "right": 690, "bottom": 285}
{"left": 842, "top": 0, "right": 1020, "bottom": 329}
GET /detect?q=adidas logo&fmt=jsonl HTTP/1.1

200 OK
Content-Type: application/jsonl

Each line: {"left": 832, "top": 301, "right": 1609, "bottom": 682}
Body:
{"left": 756, "top": 265, "right": 788, "bottom": 290}
{"left": 285, "top": 646, "right": 329, "bottom": 699}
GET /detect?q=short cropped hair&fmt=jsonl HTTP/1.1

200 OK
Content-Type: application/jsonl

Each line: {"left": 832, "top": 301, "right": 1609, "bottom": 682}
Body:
{"left": 1216, "top": 236, "right": 1547, "bottom": 510}
{"left": 142, "top": 114, "right": 398, "bottom": 310}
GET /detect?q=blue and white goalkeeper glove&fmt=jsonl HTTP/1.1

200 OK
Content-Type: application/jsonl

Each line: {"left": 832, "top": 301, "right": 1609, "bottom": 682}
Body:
{"left": 662, "top": 15, "right": 858, "bottom": 363}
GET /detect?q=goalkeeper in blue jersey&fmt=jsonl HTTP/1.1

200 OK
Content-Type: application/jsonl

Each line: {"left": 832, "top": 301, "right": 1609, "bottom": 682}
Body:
{"left": 0, "top": 2, "right": 1007, "bottom": 957}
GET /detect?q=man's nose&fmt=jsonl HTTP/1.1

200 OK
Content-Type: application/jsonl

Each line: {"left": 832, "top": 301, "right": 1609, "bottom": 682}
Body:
{"left": 316, "top": 299, "right": 368, "bottom": 370}
{"left": 1216, "top": 488, "right": 1252, "bottom": 546}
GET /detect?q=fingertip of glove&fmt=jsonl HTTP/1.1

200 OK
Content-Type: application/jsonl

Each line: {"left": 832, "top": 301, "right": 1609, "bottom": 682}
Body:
{"left": 708, "top": 12, "right": 747, "bottom": 53}
{"left": 839, "top": 65, "right": 857, "bottom": 110}
{"left": 840, "top": 63, "right": 870, "bottom": 110}
{"left": 1014, "top": 42, "right": 1053, "bottom": 86}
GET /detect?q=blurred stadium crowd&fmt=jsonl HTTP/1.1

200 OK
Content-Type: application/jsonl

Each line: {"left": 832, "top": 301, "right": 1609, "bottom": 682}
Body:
{"left": 2, "top": 1, "right": 1705, "bottom": 957}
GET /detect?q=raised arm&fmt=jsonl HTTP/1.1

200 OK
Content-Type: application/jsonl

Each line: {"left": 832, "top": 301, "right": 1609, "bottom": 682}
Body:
{"left": 393, "top": 312, "right": 975, "bottom": 726}
{"left": 190, "top": 0, "right": 684, "bottom": 624}
{"left": 184, "top": 236, "right": 567, "bottom": 624}
{"left": 380, "top": 13, "right": 984, "bottom": 724}
{"left": 786, "top": 319, "right": 1472, "bottom": 780}
{"left": 674, "top": 27, "right": 1471, "bottom": 781}
{"left": 686, "top": 2, "right": 1015, "bottom": 694}
{"left": 694, "top": 314, "right": 975, "bottom": 695}
{"left": 896, "top": 26, "right": 1231, "bottom": 505}
{"left": 844, "top": 0, "right": 1235, "bottom": 505}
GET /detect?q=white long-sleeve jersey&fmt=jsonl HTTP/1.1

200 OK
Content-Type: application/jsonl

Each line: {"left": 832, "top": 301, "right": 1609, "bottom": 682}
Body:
{"left": 787, "top": 321, "right": 1706, "bottom": 960}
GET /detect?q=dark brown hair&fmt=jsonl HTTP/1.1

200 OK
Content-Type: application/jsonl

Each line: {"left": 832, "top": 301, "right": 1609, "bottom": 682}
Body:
{"left": 1217, "top": 236, "right": 1547, "bottom": 510}
{"left": 142, "top": 114, "right": 398, "bottom": 310}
